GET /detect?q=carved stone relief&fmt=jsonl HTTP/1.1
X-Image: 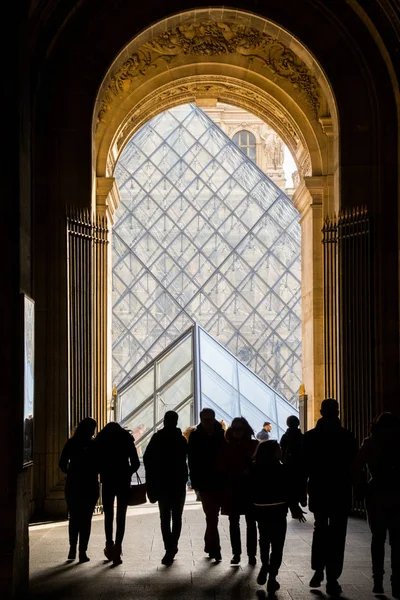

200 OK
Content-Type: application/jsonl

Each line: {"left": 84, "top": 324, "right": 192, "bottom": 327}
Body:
{"left": 98, "top": 22, "right": 321, "bottom": 124}
{"left": 112, "top": 76, "right": 304, "bottom": 170}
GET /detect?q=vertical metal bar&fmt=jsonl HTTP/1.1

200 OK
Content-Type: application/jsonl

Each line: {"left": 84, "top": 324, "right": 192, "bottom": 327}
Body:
{"left": 338, "top": 213, "right": 342, "bottom": 411}
{"left": 330, "top": 218, "right": 335, "bottom": 397}
{"left": 366, "top": 214, "right": 373, "bottom": 424}
{"left": 77, "top": 214, "right": 82, "bottom": 424}
{"left": 333, "top": 218, "right": 338, "bottom": 400}
{"left": 323, "top": 218, "right": 330, "bottom": 398}
{"left": 95, "top": 218, "right": 99, "bottom": 426}
{"left": 74, "top": 218, "right": 79, "bottom": 427}
{"left": 193, "top": 323, "right": 201, "bottom": 425}
{"left": 357, "top": 212, "right": 363, "bottom": 445}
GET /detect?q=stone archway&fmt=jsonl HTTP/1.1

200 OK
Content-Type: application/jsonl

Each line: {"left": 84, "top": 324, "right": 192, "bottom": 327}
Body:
{"left": 93, "top": 10, "right": 339, "bottom": 426}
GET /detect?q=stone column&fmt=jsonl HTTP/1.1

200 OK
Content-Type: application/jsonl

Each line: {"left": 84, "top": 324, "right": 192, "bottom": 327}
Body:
{"left": 96, "top": 177, "right": 120, "bottom": 422}
{"left": 293, "top": 175, "right": 333, "bottom": 427}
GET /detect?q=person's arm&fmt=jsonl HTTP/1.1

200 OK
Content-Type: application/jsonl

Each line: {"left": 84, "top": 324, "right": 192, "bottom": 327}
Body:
{"left": 285, "top": 465, "right": 306, "bottom": 521}
{"left": 59, "top": 440, "right": 70, "bottom": 474}
{"left": 289, "top": 502, "right": 307, "bottom": 522}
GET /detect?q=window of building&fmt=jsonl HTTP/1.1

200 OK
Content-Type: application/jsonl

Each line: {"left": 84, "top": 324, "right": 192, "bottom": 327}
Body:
{"left": 233, "top": 130, "right": 257, "bottom": 162}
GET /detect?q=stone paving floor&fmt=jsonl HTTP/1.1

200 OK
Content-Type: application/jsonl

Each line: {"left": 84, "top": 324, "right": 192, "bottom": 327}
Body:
{"left": 29, "top": 492, "right": 393, "bottom": 600}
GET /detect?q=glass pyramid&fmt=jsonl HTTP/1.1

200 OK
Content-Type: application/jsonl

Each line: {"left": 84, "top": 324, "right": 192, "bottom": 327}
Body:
{"left": 113, "top": 104, "right": 301, "bottom": 405}
{"left": 117, "top": 325, "right": 299, "bottom": 456}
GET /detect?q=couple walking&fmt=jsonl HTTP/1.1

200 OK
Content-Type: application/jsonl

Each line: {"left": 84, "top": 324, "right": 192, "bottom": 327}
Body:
{"left": 59, "top": 419, "right": 139, "bottom": 565}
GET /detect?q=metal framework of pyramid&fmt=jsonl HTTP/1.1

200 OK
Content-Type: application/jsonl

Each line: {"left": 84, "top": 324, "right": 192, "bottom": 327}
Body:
{"left": 117, "top": 324, "right": 299, "bottom": 457}
{"left": 113, "top": 104, "right": 301, "bottom": 405}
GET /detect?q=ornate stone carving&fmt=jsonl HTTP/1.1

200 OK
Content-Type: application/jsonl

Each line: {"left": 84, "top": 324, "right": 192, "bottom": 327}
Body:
{"left": 262, "top": 134, "right": 284, "bottom": 169}
{"left": 113, "top": 76, "right": 304, "bottom": 162}
{"left": 300, "top": 154, "right": 312, "bottom": 177}
{"left": 98, "top": 22, "right": 320, "bottom": 123}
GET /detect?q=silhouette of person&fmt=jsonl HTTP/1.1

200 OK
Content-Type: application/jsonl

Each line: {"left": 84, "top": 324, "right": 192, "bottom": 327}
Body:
{"left": 143, "top": 410, "right": 188, "bottom": 566}
{"left": 95, "top": 422, "right": 140, "bottom": 566}
{"left": 219, "top": 417, "right": 258, "bottom": 566}
{"left": 250, "top": 440, "right": 306, "bottom": 593}
{"left": 256, "top": 421, "right": 272, "bottom": 441}
{"left": 353, "top": 412, "right": 400, "bottom": 598}
{"left": 59, "top": 417, "right": 99, "bottom": 562}
{"left": 280, "top": 415, "right": 307, "bottom": 507}
{"left": 188, "top": 407, "right": 225, "bottom": 562}
{"left": 304, "top": 398, "right": 357, "bottom": 596}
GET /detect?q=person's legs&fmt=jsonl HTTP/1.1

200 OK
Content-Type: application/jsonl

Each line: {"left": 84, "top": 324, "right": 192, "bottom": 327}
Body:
{"left": 229, "top": 513, "right": 242, "bottom": 558}
{"left": 112, "top": 486, "right": 129, "bottom": 566}
{"left": 367, "top": 499, "right": 387, "bottom": 589}
{"left": 245, "top": 509, "right": 258, "bottom": 560}
{"left": 78, "top": 487, "right": 99, "bottom": 560}
{"left": 158, "top": 496, "right": 173, "bottom": 551}
{"left": 326, "top": 512, "right": 348, "bottom": 583}
{"left": 65, "top": 486, "right": 79, "bottom": 559}
{"left": 268, "top": 512, "right": 287, "bottom": 579}
{"left": 309, "top": 511, "right": 328, "bottom": 587}
{"left": 101, "top": 484, "right": 115, "bottom": 545}
{"left": 255, "top": 509, "right": 271, "bottom": 585}
{"left": 170, "top": 490, "right": 186, "bottom": 553}
{"left": 115, "top": 486, "right": 129, "bottom": 545}
{"left": 200, "top": 491, "right": 221, "bottom": 559}
{"left": 67, "top": 507, "right": 79, "bottom": 558}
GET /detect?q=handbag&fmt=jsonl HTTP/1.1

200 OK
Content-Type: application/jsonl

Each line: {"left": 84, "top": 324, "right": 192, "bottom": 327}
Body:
{"left": 127, "top": 473, "right": 147, "bottom": 506}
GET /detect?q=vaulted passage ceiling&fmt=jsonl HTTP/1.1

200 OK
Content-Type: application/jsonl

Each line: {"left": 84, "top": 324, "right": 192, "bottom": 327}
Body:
{"left": 112, "top": 104, "right": 301, "bottom": 405}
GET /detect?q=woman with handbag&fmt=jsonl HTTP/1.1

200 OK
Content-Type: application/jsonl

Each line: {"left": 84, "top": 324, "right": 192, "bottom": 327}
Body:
{"left": 59, "top": 417, "right": 99, "bottom": 563}
{"left": 143, "top": 411, "right": 188, "bottom": 566}
{"left": 95, "top": 422, "right": 140, "bottom": 566}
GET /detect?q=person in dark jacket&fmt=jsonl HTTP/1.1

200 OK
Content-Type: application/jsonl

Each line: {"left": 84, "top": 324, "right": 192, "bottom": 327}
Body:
{"left": 353, "top": 412, "right": 400, "bottom": 598}
{"left": 219, "top": 417, "right": 258, "bottom": 566}
{"left": 256, "top": 421, "right": 272, "bottom": 441}
{"left": 95, "top": 422, "right": 140, "bottom": 566}
{"left": 188, "top": 407, "right": 225, "bottom": 562}
{"left": 143, "top": 410, "right": 188, "bottom": 566}
{"left": 280, "top": 415, "right": 307, "bottom": 506}
{"left": 304, "top": 399, "right": 358, "bottom": 596}
{"left": 59, "top": 417, "right": 99, "bottom": 562}
{"left": 250, "top": 440, "right": 306, "bottom": 594}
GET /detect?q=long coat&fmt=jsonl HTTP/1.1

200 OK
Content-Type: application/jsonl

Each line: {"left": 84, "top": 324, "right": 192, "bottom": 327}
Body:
{"left": 219, "top": 437, "right": 258, "bottom": 515}
{"left": 59, "top": 437, "right": 99, "bottom": 506}
{"left": 303, "top": 417, "right": 357, "bottom": 513}
{"left": 143, "top": 426, "right": 188, "bottom": 502}
{"left": 188, "top": 421, "right": 225, "bottom": 492}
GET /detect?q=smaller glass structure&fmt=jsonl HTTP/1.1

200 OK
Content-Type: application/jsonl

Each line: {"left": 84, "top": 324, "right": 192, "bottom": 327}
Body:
{"left": 117, "top": 324, "right": 298, "bottom": 456}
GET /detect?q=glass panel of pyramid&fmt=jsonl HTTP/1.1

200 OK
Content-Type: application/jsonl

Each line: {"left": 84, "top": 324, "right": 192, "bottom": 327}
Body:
{"left": 117, "top": 325, "right": 297, "bottom": 447}
{"left": 113, "top": 104, "right": 301, "bottom": 406}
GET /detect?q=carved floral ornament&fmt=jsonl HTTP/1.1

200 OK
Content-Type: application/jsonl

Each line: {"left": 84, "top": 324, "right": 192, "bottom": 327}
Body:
{"left": 97, "top": 22, "right": 321, "bottom": 124}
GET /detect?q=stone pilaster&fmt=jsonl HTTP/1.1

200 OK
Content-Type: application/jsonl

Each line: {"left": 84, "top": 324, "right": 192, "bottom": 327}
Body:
{"left": 96, "top": 178, "right": 120, "bottom": 419}
{"left": 293, "top": 176, "right": 332, "bottom": 427}
{"left": 96, "top": 177, "right": 120, "bottom": 223}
